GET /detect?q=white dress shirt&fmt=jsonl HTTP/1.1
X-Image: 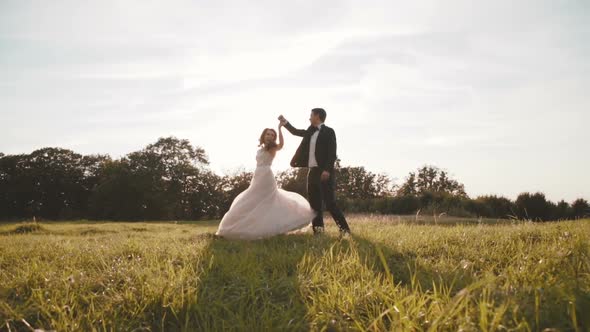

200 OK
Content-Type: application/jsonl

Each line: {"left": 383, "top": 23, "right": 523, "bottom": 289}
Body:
{"left": 308, "top": 123, "right": 323, "bottom": 168}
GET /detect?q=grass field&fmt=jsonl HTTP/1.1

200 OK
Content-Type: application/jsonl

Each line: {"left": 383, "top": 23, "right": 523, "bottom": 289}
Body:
{"left": 1, "top": 215, "right": 589, "bottom": 331}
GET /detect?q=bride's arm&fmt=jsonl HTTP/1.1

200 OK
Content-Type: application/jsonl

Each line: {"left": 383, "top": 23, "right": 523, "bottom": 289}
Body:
{"left": 276, "top": 124, "right": 285, "bottom": 151}
{"left": 270, "top": 125, "right": 285, "bottom": 157}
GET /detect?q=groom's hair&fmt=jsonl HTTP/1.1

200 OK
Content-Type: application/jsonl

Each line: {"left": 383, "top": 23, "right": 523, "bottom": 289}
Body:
{"left": 311, "top": 108, "right": 327, "bottom": 122}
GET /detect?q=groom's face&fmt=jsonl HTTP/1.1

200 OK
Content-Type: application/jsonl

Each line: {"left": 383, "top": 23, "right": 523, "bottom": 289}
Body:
{"left": 309, "top": 112, "right": 320, "bottom": 125}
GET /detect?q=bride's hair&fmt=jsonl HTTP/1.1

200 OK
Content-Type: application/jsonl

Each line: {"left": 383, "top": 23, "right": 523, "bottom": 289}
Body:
{"left": 259, "top": 128, "right": 278, "bottom": 151}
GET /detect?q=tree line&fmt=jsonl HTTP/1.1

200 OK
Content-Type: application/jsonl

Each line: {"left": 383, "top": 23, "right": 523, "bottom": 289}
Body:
{"left": 1, "top": 137, "right": 588, "bottom": 221}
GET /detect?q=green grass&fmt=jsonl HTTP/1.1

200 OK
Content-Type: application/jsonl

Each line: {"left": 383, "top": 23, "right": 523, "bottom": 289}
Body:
{"left": 0, "top": 216, "right": 589, "bottom": 331}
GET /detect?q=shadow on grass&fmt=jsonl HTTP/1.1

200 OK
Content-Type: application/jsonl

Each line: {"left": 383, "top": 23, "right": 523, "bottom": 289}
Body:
{"left": 350, "top": 235, "right": 475, "bottom": 293}
{"left": 0, "top": 225, "right": 481, "bottom": 331}
{"left": 137, "top": 233, "right": 340, "bottom": 331}
{"left": 179, "top": 233, "right": 472, "bottom": 331}
{"left": 138, "top": 231, "right": 472, "bottom": 331}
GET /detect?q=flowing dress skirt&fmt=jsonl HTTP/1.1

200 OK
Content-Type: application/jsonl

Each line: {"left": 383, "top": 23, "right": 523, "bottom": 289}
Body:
{"left": 215, "top": 165, "right": 315, "bottom": 240}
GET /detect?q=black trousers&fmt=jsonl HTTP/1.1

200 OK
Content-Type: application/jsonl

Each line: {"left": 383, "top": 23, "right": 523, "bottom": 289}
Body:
{"left": 307, "top": 167, "right": 350, "bottom": 233}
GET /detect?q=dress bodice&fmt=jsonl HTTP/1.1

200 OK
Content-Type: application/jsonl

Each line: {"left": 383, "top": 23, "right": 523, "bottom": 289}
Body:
{"left": 256, "top": 148, "right": 274, "bottom": 167}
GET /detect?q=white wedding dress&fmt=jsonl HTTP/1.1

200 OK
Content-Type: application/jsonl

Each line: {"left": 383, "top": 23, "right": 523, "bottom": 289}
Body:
{"left": 215, "top": 148, "right": 315, "bottom": 240}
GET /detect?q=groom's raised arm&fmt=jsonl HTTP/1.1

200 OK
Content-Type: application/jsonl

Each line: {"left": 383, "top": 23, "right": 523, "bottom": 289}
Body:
{"left": 284, "top": 122, "right": 307, "bottom": 137}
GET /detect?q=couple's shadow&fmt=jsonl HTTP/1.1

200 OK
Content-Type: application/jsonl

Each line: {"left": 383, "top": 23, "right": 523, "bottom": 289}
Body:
{"left": 166, "top": 231, "right": 463, "bottom": 331}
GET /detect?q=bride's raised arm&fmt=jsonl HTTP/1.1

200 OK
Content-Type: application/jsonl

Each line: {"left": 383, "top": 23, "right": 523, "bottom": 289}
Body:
{"left": 276, "top": 123, "right": 285, "bottom": 151}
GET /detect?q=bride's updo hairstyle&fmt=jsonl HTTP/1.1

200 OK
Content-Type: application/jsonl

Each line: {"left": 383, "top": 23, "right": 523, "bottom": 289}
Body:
{"left": 259, "top": 128, "right": 278, "bottom": 151}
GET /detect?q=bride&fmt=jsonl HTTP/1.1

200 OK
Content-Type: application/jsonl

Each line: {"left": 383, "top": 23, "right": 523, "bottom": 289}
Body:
{"left": 215, "top": 122, "right": 315, "bottom": 240}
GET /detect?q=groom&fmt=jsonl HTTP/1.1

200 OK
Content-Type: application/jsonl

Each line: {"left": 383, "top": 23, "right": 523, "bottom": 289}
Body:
{"left": 279, "top": 108, "right": 351, "bottom": 236}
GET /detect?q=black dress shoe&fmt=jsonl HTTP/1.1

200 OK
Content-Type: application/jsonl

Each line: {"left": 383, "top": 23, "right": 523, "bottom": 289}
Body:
{"left": 339, "top": 230, "right": 352, "bottom": 240}
{"left": 313, "top": 226, "right": 325, "bottom": 235}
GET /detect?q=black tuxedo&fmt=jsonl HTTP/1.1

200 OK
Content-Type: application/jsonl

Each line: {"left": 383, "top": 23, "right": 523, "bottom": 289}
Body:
{"left": 284, "top": 122, "right": 337, "bottom": 172}
{"left": 284, "top": 122, "right": 350, "bottom": 234}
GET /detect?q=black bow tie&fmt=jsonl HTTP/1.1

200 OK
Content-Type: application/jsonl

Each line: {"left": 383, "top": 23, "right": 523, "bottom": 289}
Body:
{"left": 309, "top": 126, "right": 320, "bottom": 133}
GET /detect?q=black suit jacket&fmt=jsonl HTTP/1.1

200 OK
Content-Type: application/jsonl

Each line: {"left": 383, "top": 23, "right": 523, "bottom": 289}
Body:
{"left": 284, "top": 122, "right": 337, "bottom": 173}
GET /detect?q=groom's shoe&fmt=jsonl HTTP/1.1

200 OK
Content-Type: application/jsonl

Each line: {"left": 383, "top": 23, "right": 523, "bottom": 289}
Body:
{"left": 313, "top": 226, "right": 325, "bottom": 235}
{"left": 338, "top": 230, "right": 352, "bottom": 240}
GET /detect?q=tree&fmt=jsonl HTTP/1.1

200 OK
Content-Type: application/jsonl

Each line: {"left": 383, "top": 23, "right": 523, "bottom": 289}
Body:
{"left": 553, "top": 200, "right": 571, "bottom": 220}
{"left": 184, "top": 170, "right": 222, "bottom": 219}
{"left": 22, "top": 148, "right": 90, "bottom": 219}
{"left": 0, "top": 154, "right": 28, "bottom": 219}
{"left": 388, "top": 195, "right": 421, "bottom": 214}
{"left": 140, "top": 136, "right": 208, "bottom": 174}
{"left": 125, "top": 137, "right": 210, "bottom": 220}
{"left": 218, "top": 170, "right": 253, "bottom": 215}
{"left": 90, "top": 137, "right": 215, "bottom": 220}
{"left": 77, "top": 154, "right": 111, "bottom": 215}
{"left": 2, "top": 139, "right": 587, "bottom": 222}
{"left": 469, "top": 195, "right": 517, "bottom": 219}
{"left": 89, "top": 159, "right": 146, "bottom": 220}
{"left": 398, "top": 172, "right": 417, "bottom": 196}
{"left": 515, "top": 192, "right": 553, "bottom": 221}
{"left": 571, "top": 198, "right": 589, "bottom": 219}
{"left": 397, "top": 165, "right": 466, "bottom": 197}
{"left": 335, "top": 166, "right": 393, "bottom": 199}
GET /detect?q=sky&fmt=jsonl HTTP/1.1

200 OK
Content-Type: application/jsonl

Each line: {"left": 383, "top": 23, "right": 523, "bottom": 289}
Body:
{"left": 1, "top": 0, "right": 589, "bottom": 202}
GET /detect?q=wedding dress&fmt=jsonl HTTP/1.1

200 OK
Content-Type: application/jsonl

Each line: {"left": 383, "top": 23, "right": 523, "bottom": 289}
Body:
{"left": 215, "top": 148, "right": 315, "bottom": 239}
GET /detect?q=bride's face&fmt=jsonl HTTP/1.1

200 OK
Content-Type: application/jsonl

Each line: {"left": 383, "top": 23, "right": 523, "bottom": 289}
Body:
{"left": 264, "top": 130, "right": 276, "bottom": 143}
